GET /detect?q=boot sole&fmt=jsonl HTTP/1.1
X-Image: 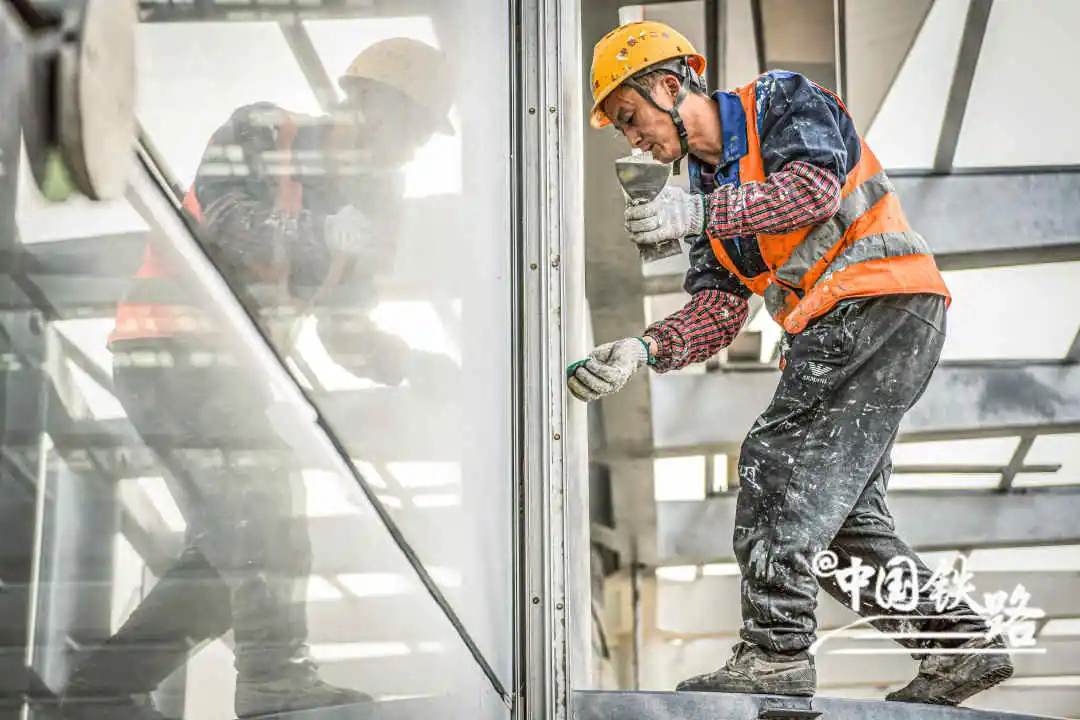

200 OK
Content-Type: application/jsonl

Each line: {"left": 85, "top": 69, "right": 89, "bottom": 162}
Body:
{"left": 888, "top": 662, "right": 1014, "bottom": 706}
{"left": 677, "top": 681, "right": 815, "bottom": 697}
{"left": 936, "top": 663, "right": 1015, "bottom": 706}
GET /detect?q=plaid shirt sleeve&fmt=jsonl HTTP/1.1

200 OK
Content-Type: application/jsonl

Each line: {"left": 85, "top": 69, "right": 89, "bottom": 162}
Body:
{"left": 643, "top": 289, "right": 750, "bottom": 373}
{"left": 704, "top": 160, "right": 842, "bottom": 239}
{"left": 644, "top": 163, "right": 837, "bottom": 372}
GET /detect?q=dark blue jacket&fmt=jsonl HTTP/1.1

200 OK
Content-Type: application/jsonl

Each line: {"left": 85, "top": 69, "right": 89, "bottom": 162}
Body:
{"left": 683, "top": 71, "right": 861, "bottom": 298}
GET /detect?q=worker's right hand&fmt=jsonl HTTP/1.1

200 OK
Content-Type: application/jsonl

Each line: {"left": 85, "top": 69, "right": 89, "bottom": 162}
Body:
{"left": 624, "top": 185, "right": 705, "bottom": 248}
{"left": 323, "top": 204, "right": 377, "bottom": 258}
{"left": 566, "top": 337, "right": 649, "bottom": 402}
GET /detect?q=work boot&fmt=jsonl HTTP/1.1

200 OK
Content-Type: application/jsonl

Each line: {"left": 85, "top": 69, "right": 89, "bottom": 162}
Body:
{"left": 235, "top": 667, "right": 373, "bottom": 718}
{"left": 886, "top": 634, "right": 1014, "bottom": 706}
{"left": 675, "top": 641, "right": 816, "bottom": 696}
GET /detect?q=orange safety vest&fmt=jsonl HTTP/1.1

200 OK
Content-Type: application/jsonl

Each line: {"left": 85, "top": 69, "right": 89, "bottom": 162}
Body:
{"left": 109, "top": 114, "right": 304, "bottom": 347}
{"left": 707, "top": 77, "right": 950, "bottom": 334}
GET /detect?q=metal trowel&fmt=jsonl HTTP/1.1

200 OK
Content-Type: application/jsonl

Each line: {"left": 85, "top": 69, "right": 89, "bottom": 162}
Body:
{"left": 615, "top": 149, "right": 679, "bottom": 263}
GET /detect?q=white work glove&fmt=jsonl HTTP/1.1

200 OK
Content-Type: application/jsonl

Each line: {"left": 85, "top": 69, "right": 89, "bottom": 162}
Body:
{"left": 323, "top": 204, "right": 376, "bottom": 257}
{"left": 624, "top": 185, "right": 706, "bottom": 249}
{"left": 566, "top": 337, "right": 650, "bottom": 402}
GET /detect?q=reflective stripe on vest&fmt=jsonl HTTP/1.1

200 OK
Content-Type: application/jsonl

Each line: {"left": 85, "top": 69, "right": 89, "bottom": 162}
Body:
{"left": 772, "top": 170, "right": 895, "bottom": 288}
{"left": 708, "top": 75, "right": 950, "bottom": 335}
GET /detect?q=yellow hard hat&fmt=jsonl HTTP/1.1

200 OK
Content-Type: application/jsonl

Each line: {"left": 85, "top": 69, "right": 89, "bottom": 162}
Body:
{"left": 339, "top": 37, "right": 454, "bottom": 134}
{"left": 589, "top": 21, "right": 706, "bottom": 129}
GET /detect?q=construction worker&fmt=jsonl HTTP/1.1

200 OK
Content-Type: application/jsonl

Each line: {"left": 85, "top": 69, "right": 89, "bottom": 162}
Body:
{"left": 569, "top": 21, "right": 1014, "bottom": 706}
{"left": 62, "top": 38, "right": 453, "bottom": 719}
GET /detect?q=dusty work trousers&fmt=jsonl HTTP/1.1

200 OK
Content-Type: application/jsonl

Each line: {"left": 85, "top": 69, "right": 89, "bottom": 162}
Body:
{"left": 68, "top": 341, "right": 312, "bottom": 696}
{"left": 734, "top": 293, "right": 987, "bottom": 655}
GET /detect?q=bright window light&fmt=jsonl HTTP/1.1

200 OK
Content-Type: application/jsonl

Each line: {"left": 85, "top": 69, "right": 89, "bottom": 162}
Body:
{"left": 387, "top": 461, "right": 460, "bottom": 489}
{"left": 656, "top": 565, "right": 699, "bottom": 583}
{"left": 377, "top": 494, "right": 403, "bottom": 509}
{"left": 124, "top": 476, "right": 186, "bottom": 532}
{"left": 309, "top": 642, "right": 411, "bottom": 661}
{"left": 918, "top": 550, "right": 965, "bottom": 572}
{"left": 891, "top": 437, "right": 1020, "bottom": 467}
{"left": 111, "top": 532, "right": 146, "bottom": 633}
{"left": 379, "top": 693, "right": 435, "bottom": 703}
{"left": 294, "top": 318, "right": 381, "bottom": 392}
{"left": 416, "top": 641, "right": 445, "bottom": 654}
{"left": 1015, "top": 433, "right": 1080, "bottom": 488}
{"left": 53, "top": 319, "right": 115, "bottom": 375}
{"left": 351, "top": 459, "right": 388, "bottom": 489}
{"left": 941, "top": 262, "right": 1080, "bottom": 360}
{"left": 953, "top": 0, "right": 1080, "bottom": 167}
{"left": 64, "top": 360, "right": 125, "bottom": 421}
{"left": 1005, "top": 675, "right": 1080, "bottom": 688}
{"left": 428, "top": 566, "right": 462, "bottom": 588}
{"left": 369, "top": 301, "right": 460, "bottom": 362}
{"left": 183, "top": 639, "right": 236, "bottom": 718}
{"left": 306, "top": 576, "right": 345, "bottom": 602}
{"left": 411, "top": 493, "right": 460, "bottom": 508}
{"left": 302, "top": 469, "right": 355, "bottom": 517}
{"left": 136, "top": 22, "right": 321, "bottom": 187}
{"left": 967, "top": 544, "right": 1080, "bottom": 573}
{"left": 403, "top": 121, "right": 462, "bottom": 198}
{"left": 889, "top": 473, "right": 1001, "bottom": 491}
{"left": 746, "top": 301, "right": 783, "bottom": 363}
{"left": 654, "top": 456, "right": 706, "bottom": 501}
{"left": 1040, "top": 618, "right": 1080, "bottom": 638}
{"left": 302, "top": 17, "right": 440, "bottom": 91}
{"left": 336, "top": 572, "right": 414, "bottom": 598}
{"left": 711, "top": 454, "right": 729, "bottom": 493}
{"left": 702, "top": 562, "right": 739, "bottom": 577}
{"left": 865, "top": 0, "right": 968, "bottom": 168}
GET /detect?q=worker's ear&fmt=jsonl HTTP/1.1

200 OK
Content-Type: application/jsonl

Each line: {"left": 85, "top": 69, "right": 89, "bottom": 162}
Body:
{"left": 659, "top": 74, "right": 681, "bottom": 103}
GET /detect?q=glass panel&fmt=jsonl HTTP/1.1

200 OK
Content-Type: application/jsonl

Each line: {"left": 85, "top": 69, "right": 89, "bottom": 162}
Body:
{"left": 7, "top": 159, "right": 509, "bottom": 717}
{"left": 132, "top": 2, "right": 513, "bottom": 686}
{"left": 3, "top": 5, "right": 514, "bottom": 718}
{"left": 6, "top": 169, "right": 508, "bottom": 718}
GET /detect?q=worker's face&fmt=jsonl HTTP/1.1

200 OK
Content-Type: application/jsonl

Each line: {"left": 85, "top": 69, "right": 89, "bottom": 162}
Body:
{"left": 337, "top": 81, "right": 436, "bottom": 166}
{"left": 602, "top": 77, "right": 681, "bottom": 162}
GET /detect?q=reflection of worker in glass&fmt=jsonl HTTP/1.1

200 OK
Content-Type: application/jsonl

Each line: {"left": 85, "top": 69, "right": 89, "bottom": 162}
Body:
{"left": 62, "top": 38, "right": 452, "bottom": 719}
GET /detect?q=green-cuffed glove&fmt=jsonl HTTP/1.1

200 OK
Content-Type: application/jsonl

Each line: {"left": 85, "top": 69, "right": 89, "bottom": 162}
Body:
{"left": 566, "top": 337, "right": 650, "bottom": 402}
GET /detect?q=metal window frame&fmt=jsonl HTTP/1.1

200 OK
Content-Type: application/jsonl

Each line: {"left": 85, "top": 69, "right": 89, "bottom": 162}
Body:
{"left": 516, "top": 0, "right": 588, "bottom": 717}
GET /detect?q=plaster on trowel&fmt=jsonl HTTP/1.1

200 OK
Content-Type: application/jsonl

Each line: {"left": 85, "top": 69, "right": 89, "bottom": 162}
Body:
{"left": 615, "top": 149, "right": 679, "bottom": 263}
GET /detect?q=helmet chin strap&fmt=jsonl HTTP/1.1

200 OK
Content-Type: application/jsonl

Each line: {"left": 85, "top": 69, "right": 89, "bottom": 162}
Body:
{"left": 624, "top": 62, "right": 695, "bottom": 174}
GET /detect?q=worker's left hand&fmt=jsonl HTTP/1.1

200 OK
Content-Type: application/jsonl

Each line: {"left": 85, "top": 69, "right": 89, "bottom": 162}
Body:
{"left": 624, "top": 185, "right": 706, "bottom": 248}
{"left": 566, "top": 337, "right": 650, "bottom": 402}
{"left": 323, "top": 204, "right": 377, "bottom": 259}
